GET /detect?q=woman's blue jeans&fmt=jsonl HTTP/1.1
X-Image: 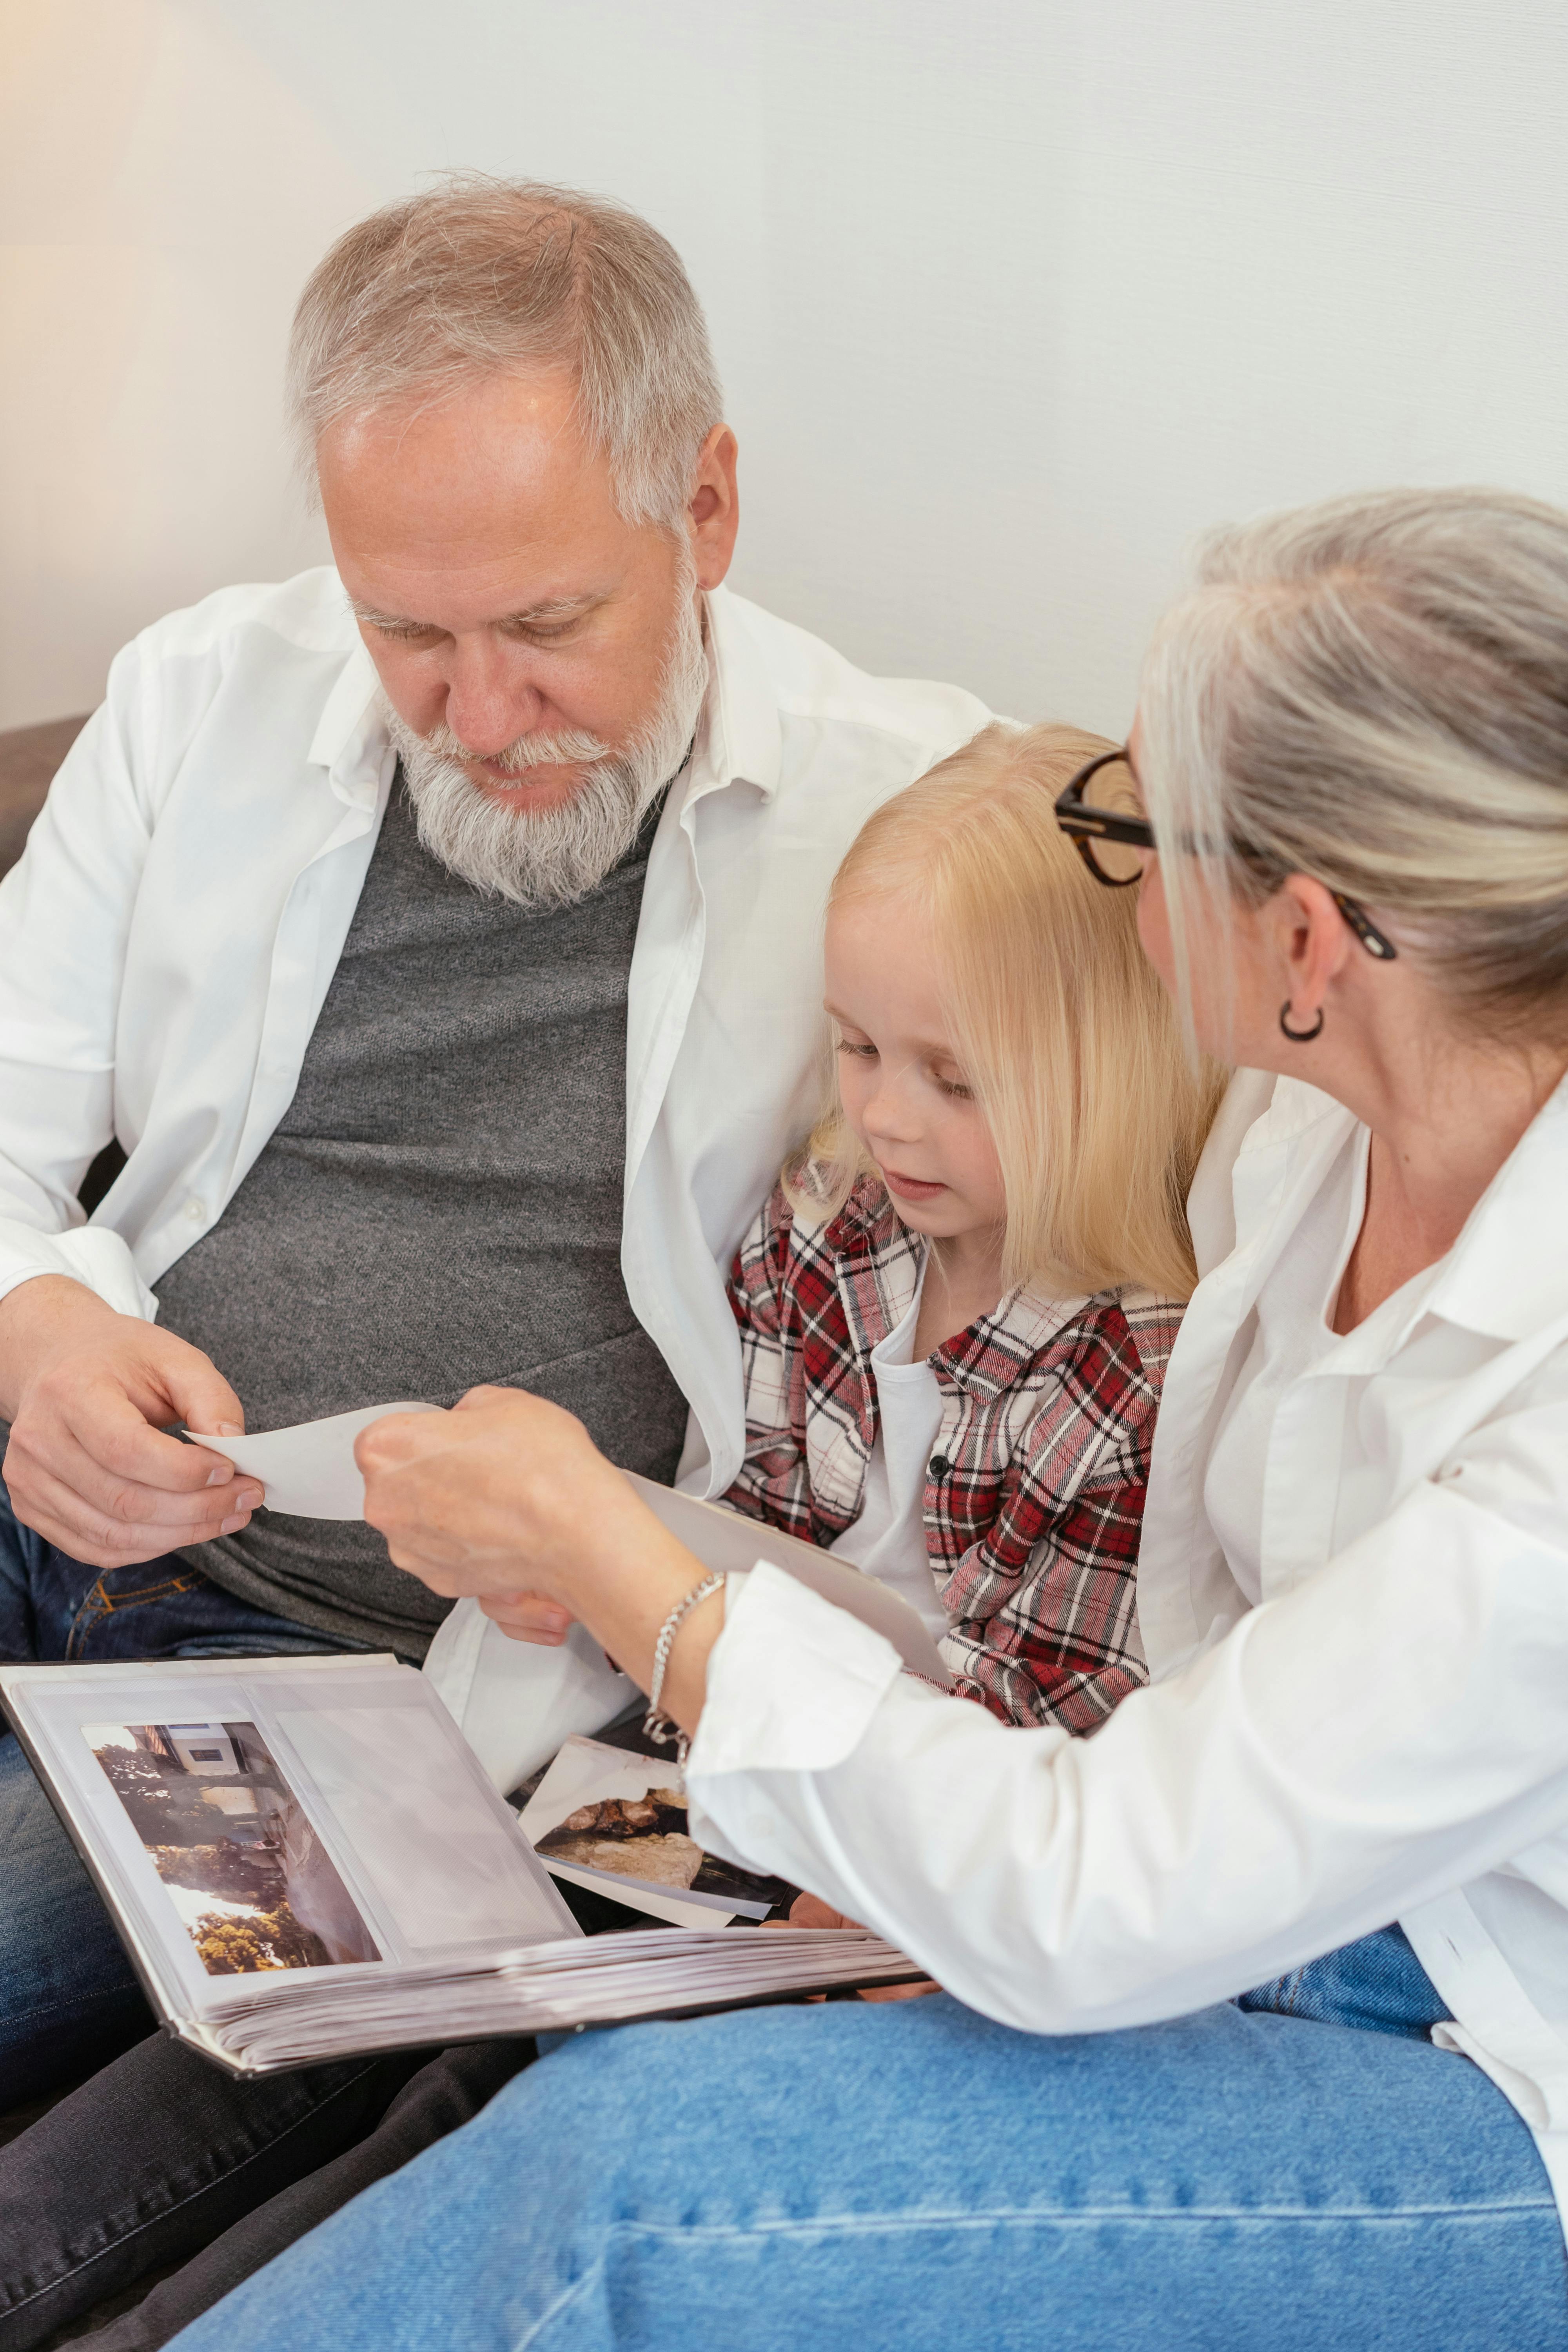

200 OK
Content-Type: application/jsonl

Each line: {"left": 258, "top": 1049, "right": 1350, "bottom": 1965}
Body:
{"left": 166, "top": 1927, "right": 1568, "bottom": 2352}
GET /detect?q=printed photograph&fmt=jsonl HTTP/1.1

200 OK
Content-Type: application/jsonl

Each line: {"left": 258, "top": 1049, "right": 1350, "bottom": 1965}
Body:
{"left": 519, "top": 1735, "right": 795, "bottom": 1916}
{"left": 537, "top": 1781, "right": 701, "bottom": 1888}
{"left": 83, "top": 1720, "right": 381, "bottom": 1975}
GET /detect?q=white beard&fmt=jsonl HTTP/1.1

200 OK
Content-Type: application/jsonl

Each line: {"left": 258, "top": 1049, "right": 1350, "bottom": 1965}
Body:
{"left": 384, "top": 583, "right": 709, "bottom": 911}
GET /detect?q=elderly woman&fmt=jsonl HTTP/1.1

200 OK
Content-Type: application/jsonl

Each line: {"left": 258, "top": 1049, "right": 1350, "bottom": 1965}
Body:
{"left": 169, "top": 487, "right": 1568, "bottom": 2350}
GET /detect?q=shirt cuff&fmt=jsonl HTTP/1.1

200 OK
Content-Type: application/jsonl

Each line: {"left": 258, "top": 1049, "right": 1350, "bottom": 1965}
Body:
{"left": 0, "top": 1223, "right": 156, "bottom": 1321}
{"left": 687, "top": 1557, "right": 906, "bottom": 1778}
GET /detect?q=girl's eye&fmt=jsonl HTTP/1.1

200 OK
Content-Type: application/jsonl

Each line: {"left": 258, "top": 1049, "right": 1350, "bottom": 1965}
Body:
{"left": 935, "top": 1073, "right": 974, "bottom": 1100}
{"left": 835, "top": 1038, "right": 877, "bottom": 1060}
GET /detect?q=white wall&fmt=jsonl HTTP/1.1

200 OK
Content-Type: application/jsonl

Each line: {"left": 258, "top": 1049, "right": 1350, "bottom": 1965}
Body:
{"left": 4, "top": 0, "right": 1566, "bottom": 733}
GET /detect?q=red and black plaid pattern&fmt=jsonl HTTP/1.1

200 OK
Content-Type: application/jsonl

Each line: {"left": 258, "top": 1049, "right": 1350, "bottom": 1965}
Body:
{"left": 723, "top": 1174, "right": 1181, "bottom": 1732}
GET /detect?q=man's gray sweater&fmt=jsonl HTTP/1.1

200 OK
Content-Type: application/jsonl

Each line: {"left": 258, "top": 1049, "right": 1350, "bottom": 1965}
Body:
{"left": 156, "top": 781, "right": 689, "bottom": 1657}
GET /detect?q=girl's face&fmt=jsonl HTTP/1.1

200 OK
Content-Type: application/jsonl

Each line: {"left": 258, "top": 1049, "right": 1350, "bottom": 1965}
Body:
{"left": 824, "top": 887, "right": 1007, "bottom": 1244}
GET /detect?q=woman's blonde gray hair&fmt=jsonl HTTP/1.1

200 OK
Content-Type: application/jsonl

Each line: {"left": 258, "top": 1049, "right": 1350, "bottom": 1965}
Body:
{"left": 287, "top": 174, "right": 723, "bottom": 531}
{"left": 788, "top": 724, "right": 1225, "bottom": 1304}
{"left": 1138, "top": 486, "right": 1568, "bottom": 1043}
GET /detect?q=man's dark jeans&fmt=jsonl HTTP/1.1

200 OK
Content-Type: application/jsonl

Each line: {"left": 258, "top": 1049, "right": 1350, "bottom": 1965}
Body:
{"left": 0, "top": 2031, "right": 536, "bottom": 2352}
{"left": 0, "top": 1480, "right": 537, "bottom": 2351}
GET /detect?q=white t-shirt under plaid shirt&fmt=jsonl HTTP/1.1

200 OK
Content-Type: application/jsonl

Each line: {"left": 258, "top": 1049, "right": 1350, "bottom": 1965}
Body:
{"left": 826, "top": 1262, "right": 948, "bottom": 1638}
{"left": 722, "top": 1172, "right": 1183, "bottom": 1731}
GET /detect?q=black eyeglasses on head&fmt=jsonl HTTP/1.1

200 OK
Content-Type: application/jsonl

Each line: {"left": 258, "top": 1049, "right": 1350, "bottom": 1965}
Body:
{"left": 1052, "top": 747, "right": 1398, "bottom": 962}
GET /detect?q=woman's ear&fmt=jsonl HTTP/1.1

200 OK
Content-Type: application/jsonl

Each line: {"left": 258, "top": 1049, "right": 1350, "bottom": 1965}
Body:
{"left": 1269, "top": 875, "right": 1355, "bottom": 1032}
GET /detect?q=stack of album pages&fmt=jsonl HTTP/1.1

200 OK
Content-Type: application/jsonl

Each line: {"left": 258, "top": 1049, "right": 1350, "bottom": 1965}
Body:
{"left": 1, "top": 1650, "right": 921, "bottom": 2076}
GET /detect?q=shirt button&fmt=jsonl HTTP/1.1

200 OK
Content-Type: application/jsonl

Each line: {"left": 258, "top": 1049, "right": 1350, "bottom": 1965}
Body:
{"left": 184, "top": 1197, "right": 207, "bottom": 1224}
{"left": 929, "top": 1454, "right": 951, "bottom": 1479}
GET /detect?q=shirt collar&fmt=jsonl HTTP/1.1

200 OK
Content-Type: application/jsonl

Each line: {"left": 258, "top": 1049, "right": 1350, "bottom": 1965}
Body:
{"left": 820, "top": 1177, "right": 1129, "bottom": 1393}
{"left": 1425, "top": 1072, "right": 1568, "bottom": 1344}
{"left": 1247, "top": 1070, "right": 1568, "bottom": 1354}
{"left": 935, "top": 1286, "right": 1099, "bottom": 1396}
{"left": 306, "top": 624, "right": 388, "bottom": 811}
{"left": 682, "top": 585, "right": 783, "bottom": 811}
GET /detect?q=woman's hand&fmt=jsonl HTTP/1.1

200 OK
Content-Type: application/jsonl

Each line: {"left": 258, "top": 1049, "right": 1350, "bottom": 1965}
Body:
{"left": 480, "top": 1592, "right": 578, "bottom": 1646}
{"left": 788, "top": 1891, "right": 939, "bottom": 2002}
{"left": 356, "top": 1387, "right": 634, "bottom": 1603}
{"left": 788, "top": 1891, "right": 862, "bottom": 1934}
{"left": 357, "top": 1386, "right": 722, "bottom": 1733}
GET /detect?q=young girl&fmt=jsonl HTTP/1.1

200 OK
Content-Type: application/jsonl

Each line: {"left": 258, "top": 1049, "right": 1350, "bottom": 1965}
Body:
{"left": 721, "top": 721, "right": 1223, "bottom": 1730}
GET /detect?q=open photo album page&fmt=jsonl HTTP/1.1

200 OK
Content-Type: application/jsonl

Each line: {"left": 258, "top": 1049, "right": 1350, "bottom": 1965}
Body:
{"left": 15, "top": 1655, "right": 577, "bottom": 2016}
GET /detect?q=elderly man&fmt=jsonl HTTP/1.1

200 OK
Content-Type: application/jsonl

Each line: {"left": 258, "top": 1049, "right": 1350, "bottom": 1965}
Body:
{"left": 0, "top": 176, "right": 987, "bottom": 2340}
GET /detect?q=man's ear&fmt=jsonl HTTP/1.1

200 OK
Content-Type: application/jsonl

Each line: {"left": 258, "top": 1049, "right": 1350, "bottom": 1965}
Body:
{"left": 688, "top": 424, "right": 740, "bottom": 590}
{"left": 1271, "top": 874, "right": 1354, "bottom": 1025}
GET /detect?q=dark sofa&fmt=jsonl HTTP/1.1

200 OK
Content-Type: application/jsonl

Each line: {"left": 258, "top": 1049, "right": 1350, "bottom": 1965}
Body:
{"left": 0, "top": 715, "right": 89, "bottom": 880}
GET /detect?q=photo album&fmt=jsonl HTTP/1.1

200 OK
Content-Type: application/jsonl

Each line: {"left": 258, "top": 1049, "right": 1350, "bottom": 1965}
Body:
{"left": 1, "top": 1451, "right": 945, "bottom": 2076}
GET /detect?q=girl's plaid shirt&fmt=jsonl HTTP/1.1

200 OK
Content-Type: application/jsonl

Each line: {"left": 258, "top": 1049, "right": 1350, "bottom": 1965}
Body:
{"left": 722, "top": 1175, "right": 1183, "bottom": 1733}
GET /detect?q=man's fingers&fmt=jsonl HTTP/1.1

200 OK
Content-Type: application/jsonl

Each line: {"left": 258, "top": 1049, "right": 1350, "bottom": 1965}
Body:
{"left": 4, "top": 1458, "right": 147, "bottom": 1560}
{"left": 0, "top": 1307, "right": 260, "bottom": 1561}
{"left": 60, "top": 1376, "right": 241, "bottom": 1495}
{"left": 5, "top": 1454, "right": 258, "bottom": 1567}
{"left": 157, "top": 1350, "right": 246, "bottom": 1447}
{"left": 28, "top": 1441, "right": 262, "bottom": 1539}
{"left": 36, "top": 1422, "right": 263, "bottom": 1531}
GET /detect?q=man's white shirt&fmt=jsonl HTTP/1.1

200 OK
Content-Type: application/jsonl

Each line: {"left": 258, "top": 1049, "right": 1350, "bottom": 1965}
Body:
{"left": 0, "top": 568, "right": 989, "bottom": 1780}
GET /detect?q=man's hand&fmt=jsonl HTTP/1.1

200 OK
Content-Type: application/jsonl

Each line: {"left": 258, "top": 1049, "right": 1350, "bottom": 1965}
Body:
{"left": 0, "top": 1276, "right": 262, "bottom": 1566}
{"left": 479, "top": 1591, "right": 578, "bottom": 1646}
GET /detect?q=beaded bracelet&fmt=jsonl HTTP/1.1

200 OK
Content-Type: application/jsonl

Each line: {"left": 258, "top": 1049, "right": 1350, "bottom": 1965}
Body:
{"left": 642, "top": 1570, "right": 728, "bottom": 1763}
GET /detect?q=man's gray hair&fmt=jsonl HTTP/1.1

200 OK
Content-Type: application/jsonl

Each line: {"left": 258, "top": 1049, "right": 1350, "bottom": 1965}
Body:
{"left": 287, "top": 174, "right": 723, "bottom": 530}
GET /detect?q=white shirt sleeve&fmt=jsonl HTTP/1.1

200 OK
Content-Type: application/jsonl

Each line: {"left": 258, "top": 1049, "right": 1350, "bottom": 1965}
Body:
{"left": 0, "top": 653, "right": 160, "bottom": 1318}
{"left": 686, "top": 1446, "right": 1568, "bottom": 2032}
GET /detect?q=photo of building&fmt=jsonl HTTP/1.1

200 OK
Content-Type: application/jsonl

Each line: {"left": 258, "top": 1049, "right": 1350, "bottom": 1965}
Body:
{"left": 84, "top": 1720, "right": 381, "bottom": 1975}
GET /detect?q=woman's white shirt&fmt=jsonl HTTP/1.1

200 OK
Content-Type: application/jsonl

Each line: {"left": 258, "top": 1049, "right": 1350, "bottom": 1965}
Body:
{"left": 685, "top": 1072, "right": 1568, "bottom": 2228}
{"left": 826, "top": 1267, "right": 949, "bottom": 1641}
{"left": 1202, "top": 1123, "right": 1451, "bottom": 1595}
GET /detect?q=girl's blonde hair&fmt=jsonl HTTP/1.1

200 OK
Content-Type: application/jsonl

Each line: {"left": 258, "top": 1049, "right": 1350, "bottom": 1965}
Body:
{"left": 789, "top": 723, "right": 1225, "bottom": 1302}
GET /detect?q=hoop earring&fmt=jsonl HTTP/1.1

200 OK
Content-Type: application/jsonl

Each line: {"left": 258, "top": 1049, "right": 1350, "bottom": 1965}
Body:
{"left": 1279, "top": 1001, "right": 1325, "bottom": 1043}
